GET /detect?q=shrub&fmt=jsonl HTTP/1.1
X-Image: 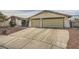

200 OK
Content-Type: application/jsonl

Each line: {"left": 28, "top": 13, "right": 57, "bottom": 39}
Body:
{"left": 9, "top": 21, "right": 16, "bottom": 27}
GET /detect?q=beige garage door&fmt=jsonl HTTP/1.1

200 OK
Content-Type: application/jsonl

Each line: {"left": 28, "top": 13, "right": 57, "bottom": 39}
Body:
{"left": 43, "top": 18, "right": 64, "bottom": 28}
{"left": 31, "top": 19, "right": 40, "bottom": 27}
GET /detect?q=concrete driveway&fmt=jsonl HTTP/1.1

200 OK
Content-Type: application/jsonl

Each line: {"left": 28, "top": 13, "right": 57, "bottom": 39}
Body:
{"left": 0, "top": 28, "right": 69, "bottom": 49}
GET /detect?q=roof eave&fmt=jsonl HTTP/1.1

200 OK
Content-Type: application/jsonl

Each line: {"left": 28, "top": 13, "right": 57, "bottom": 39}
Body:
{"left": 28, "top": 10, "right": 72, "bottom": 18}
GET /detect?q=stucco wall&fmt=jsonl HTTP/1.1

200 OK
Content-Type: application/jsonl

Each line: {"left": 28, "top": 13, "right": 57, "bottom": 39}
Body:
{"left": 1, "top": 18, "right": 22, "bottom": 27}
{"left": 16, "top": 19, "right": 21, "bottom": 26}
{"left": 64, "top": 17, "right": 70, "bottom": 28}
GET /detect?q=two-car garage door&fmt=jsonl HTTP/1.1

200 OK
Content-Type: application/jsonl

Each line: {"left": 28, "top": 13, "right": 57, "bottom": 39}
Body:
{"left": 31, "top": 18, "right": 64, "bottom": 28}
{"left": 43, "top": 18, "right": 64, "bottom": 28}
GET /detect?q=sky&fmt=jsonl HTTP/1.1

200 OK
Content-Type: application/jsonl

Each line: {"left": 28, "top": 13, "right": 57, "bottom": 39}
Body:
{"left": 1, "top": 10, "right": 79, "bottom": 18}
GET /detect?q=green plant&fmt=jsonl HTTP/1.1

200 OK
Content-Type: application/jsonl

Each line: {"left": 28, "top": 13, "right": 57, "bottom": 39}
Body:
{"left": 0, "top": 12, "right": 7, "bottom": 22}
{"left": 9, "top": 20, "right": 16, "bottom": 27}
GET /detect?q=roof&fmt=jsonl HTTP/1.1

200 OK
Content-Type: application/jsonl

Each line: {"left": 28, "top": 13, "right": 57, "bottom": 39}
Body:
{"left": 1, "top": 10, "right": 42, "bottom": 18}
{"left": 6, "top": 16, "right": 27, "bottom": 20}
{"left": 29, "top": 10, "right": 71, "bottom": 18}
{"left": 15, "top": 11, "right": 42, "bottom": 18}
{"left": 1, "top": 10, "right": 72, "bottom": 19}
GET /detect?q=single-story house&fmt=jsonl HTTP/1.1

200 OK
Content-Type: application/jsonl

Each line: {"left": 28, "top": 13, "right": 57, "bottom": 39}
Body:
{"left": 28, "top": 10, "right": 71, "bottom": 28}
{"left": 0, "top": 10, "right": 71, "bottom": 28}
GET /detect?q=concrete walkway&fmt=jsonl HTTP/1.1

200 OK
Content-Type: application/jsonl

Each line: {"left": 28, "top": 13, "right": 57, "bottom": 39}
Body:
{"left": 0, "top": 28, "right": 69, "bottom": 49}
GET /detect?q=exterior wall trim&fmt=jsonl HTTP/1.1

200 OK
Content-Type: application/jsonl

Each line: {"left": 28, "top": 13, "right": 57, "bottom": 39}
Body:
{"left": 29, "top": 10, "right": 71, "bottom": 18}
{"left": 29, "top": 19, "right": 31, "bottom": 27}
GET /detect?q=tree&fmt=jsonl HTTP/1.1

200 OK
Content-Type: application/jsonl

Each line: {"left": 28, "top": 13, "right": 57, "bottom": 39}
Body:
{"left": 0, "top": 12, "right": 7, "bottom": 22}
{"left": 0, "top": 12, "right": 8, "bottom": 27}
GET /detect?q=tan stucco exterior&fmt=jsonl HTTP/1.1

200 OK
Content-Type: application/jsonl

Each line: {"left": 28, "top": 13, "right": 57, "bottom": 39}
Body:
{"left": 4, "top": 18, "right": 22, "bottom": 26}
{"left": 29, "top": 11, "right": 70, "bottom": 28}
{"left": 16, "top": 19, "right": 22, "bottom": 26}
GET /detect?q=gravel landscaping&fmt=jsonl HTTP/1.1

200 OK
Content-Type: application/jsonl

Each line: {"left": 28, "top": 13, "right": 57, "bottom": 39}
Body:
{"left": 0, "top": 26, "right": 26, "bottom": 35}
{"left": 67, "top": 28, "right": 79, "bottom": 49}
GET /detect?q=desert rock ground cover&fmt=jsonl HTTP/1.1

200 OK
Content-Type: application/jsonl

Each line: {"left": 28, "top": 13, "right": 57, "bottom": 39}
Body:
{"left": 0, "top": 26, "right": 26, "bottom": 35}
{"left": 67, "top": 28, "right": 79, "bottom": 49}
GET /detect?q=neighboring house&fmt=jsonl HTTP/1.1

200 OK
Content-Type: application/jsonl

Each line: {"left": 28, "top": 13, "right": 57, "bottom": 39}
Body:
{"left": 70, "top": 15, "right": 79, "bottom": 27}
{"left": 28, "top": 10, "right": 71, "bottom": 28}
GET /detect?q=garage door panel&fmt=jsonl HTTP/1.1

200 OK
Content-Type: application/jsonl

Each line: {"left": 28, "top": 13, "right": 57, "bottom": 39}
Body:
{"left": 31, "top": 19, "right": 40, "bottom": 27}
{"left": 43, "top": 19, "right": 64, "bottom": 28}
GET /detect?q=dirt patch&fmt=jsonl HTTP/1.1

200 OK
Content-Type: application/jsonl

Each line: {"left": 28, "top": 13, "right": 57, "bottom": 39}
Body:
{"left": 0, "top": 26, "right": 26, "bottom": 35}
{"left": 67, "top": 28, "right": 79, "bottom": 49}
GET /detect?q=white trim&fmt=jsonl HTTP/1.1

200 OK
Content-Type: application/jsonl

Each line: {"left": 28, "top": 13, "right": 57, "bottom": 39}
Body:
{"left": 29, "top": 19, "right": 31, "bottom": 27}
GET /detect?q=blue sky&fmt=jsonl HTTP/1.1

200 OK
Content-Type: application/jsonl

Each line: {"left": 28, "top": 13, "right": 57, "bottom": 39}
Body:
{"left": 1, "top": 10, "right": 79, "bottom": 17}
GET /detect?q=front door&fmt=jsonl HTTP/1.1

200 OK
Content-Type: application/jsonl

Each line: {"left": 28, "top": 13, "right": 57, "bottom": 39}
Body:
{"left": 21, "top": 20, "right": 26, "bottom": 27}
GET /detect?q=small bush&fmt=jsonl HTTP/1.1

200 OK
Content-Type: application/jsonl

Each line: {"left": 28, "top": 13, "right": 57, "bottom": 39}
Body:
{"left": 9, "top": 21, "right": 16, "bottom": 27}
